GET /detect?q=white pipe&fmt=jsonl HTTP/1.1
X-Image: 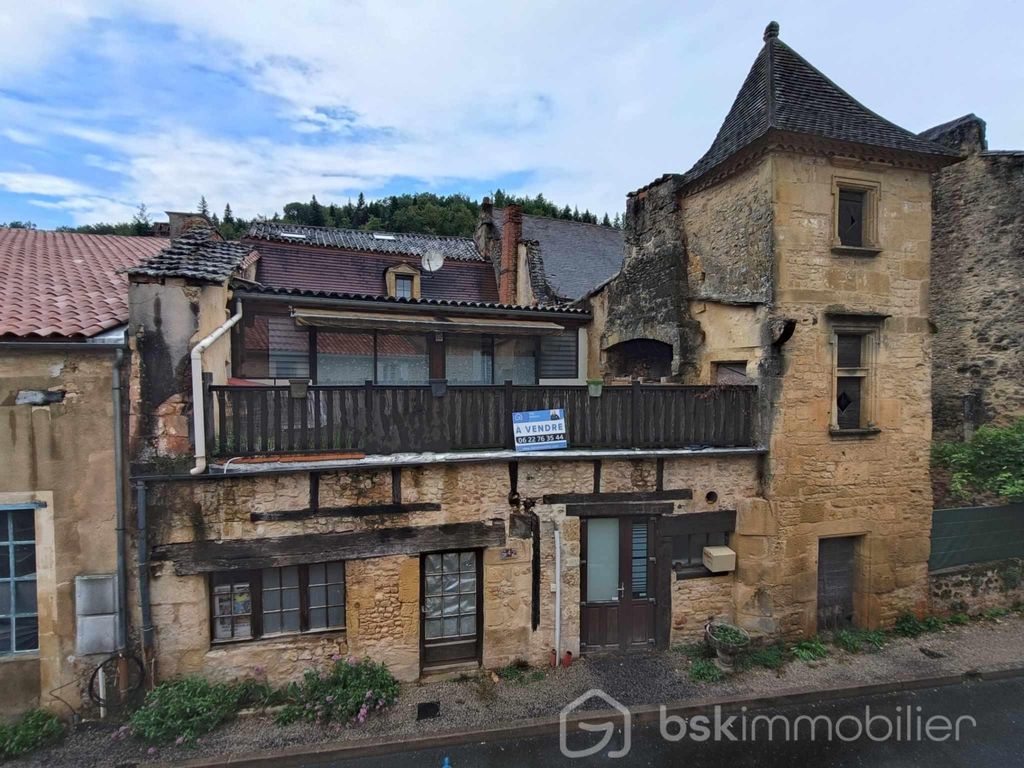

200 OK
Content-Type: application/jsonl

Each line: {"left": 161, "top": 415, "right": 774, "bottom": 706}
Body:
{"left": 554, "top": 524, "right": 562, "bottom": 659}
{"left": 190, "top": 301, "right": 243, "bottom": 475}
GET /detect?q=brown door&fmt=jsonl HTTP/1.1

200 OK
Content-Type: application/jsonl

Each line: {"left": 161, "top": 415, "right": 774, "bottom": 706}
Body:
{"left": 581, "top": 517, "right": 655, "bottom": 652}
{"left": 818, "top": 537, "right": 856, "bottom": 631}
{"left": 421, "top": 550, "right": 482, "bottom": 669}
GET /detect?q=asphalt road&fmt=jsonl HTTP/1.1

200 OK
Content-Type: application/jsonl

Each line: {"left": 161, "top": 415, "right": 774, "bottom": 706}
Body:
{"left": 323, "top": 676, "right": 1024, "bottom": 767}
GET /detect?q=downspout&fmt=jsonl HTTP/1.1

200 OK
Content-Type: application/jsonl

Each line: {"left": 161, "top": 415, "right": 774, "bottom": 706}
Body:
{"left": 554, "top": 523, "right": 562, "bottom": 659}
{"left": 190, "top": 300, "right": 243, "bottom": 475}
{"left": 112, "top": 348, "right": 128, "bottom": 650}
{"left": 135, "top": 481, "right": 154, "bottom": 678}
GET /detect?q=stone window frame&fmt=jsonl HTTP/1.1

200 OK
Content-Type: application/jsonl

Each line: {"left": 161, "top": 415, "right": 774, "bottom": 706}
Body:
{"left": 0, "top": 505, "right": 39, "bottom": 655}
{"left": 385, "top": 264, "right": 421, "bottom": 299}
{"left": 828, "top": 319, "right": 882, "bottom": 437}
{"left": 209, "top": 561, "right": 346, "bottom": 644}
{"left": 831, "top": 175, "right": 882, "bottom": 257}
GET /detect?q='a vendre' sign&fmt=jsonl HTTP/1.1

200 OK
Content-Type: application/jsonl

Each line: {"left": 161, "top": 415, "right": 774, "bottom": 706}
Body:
{"left": 512, "top": 409, "right": 568, "bottom": 452}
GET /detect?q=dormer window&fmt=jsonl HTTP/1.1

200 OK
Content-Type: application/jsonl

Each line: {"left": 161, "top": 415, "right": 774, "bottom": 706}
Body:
{"left": 394, "top": 274, "right": 413, "bottom": 299}
{"left": 385, "top": 264, "right": 421, "bottom": 299}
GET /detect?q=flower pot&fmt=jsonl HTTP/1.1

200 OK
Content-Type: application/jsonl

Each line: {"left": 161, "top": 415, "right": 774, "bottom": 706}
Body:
{"left": 705, "top": 622, "right": 750, "bottom": 672}
{"left": 587, "top": 379, "right": 604, "bottom": 397}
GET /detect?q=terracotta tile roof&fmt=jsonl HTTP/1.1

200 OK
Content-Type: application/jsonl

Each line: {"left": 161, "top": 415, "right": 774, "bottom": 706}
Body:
{"left": 0, "top": 228, "right": 168, "bottom": 339}
{"left": 128, "top": 226, "right": 257, "bottom": 283}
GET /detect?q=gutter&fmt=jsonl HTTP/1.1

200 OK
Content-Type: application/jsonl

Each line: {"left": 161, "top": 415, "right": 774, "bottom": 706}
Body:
{"left": 112, "top": 349, "right": 129, "bottom": 650}
{"left": 135, "top": 481, "right": 154, "bottom": 674}
{"left": 190, "top": 301, "right": 244, "bottom": 475}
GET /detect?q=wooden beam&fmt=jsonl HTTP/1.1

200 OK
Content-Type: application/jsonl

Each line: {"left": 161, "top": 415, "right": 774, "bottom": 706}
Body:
{"left": 657, "top": 510, "right": 737, "bottom": 536}
{"left": 542, "top": 489, "right": 692, "bottom": 505}
{"left": 250, "top": 502, "right": 441, "bottom": 522}
{"left": 564, "top": 501, "right": 675, "bottom": 518}
{"left": 154, "top": 519, "right": 505, "bottom": 575}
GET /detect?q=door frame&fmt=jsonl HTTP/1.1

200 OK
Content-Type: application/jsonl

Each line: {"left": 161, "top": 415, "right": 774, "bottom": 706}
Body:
{"left": 418, "top": 548, "right": 484, "bottom": 673}
{"left": 579, "top": 515, "right": 657, "bottom": 653}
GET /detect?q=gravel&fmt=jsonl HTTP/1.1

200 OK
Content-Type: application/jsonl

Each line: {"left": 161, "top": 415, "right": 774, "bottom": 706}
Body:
{"left": 13, "top": 613, "right": 1024, "bottom": 768}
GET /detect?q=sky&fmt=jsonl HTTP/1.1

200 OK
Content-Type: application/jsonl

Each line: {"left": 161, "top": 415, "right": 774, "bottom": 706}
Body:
{"left": 0, "top": 0, "right": 1021, "bottom": 230}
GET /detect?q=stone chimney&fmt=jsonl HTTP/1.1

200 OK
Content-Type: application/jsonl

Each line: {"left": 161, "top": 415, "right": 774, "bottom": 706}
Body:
{"left": 499, "top": 204, "right": 522, "bottom": 305}
{"left": 166, "top": 211, "right": 213, "bottom": 239}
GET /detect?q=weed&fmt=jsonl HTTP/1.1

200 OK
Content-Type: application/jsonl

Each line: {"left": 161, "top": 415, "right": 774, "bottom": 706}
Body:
{"left": 276, "top": 657, "right": 399, "bottom": 727}
{"left": 946, "top": 613, "right": 971, "bottom": 626}
{"left": 707, "top": 624, "right": 748, "bottom": 647}
{"left": 673, "top": 641, "right": 714, "bottom": 660}
{"left": 128, "top": 677, "right": 248, "bottom": 747}
{"left": 791, "top": 637, "right": 829, "bottom": 662}
{"left": 739, "top": 643, "right": 787, "bottom": 671}
{"left": 689, "top": 659, "right": 724, "bottom": 683}
{"left": 0, "top": 709, "right": 63, "bottom": 759}
{"left": 495, "top": 659, "right": 534, "bottom": 683}
{"left": 833, "top": 629, "right": 863, "bottom": 653}
{"left": 982, "top": 607, "right": 1010, "bottom": 621}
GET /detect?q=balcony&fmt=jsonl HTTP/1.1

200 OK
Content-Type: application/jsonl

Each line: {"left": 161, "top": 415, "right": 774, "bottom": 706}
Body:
{"left": 204, "top": 382, "right": 757, "bottom": 459}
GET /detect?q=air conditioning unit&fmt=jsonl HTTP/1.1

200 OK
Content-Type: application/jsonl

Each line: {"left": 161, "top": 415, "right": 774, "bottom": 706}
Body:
{"left": 75, "top": 574, "right": 119, "bottom": 656}
{"left": 703, "top": 546, "right": 737, "bottom": 573}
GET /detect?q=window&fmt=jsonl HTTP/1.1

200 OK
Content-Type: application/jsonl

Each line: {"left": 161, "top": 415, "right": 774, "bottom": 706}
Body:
{"left": 446, "top": 335, "right": 493, "bottom": 385}
{"left": 831, "top": 326, "right": 879, "bottom": 433}
{"left": 317, "top": 331, "right": 374, "bottom": 385}
{"left": 394, "top": 275, "right": 414, "bottom": 299}
{"left": 663, "top": 510, "right": 735, "bottom": 581}
{"left": 539, "top": 330, "right": 578, "bottom": 379}
{"left": 238, "top": 311, "right": 310, "bottom": 380}
{"left": 494, "top": 337, "right": 537, "bottom": 385}
{"left": 376, "top": 334, "right": 429, "bottom": 384}
{"left": 714, "top": 361, "right": 749, "bottom": 384}
{"left": 832, "top": 178, "right": 880, "bottom": 253}
{"left": 1, "top": 509, "right": 38, "bottom": 654}
{"left": 837, "top": 189, "right": 865, "bottom": 247}
{"left": 210, "top": 562, "right": 345, "bottom": 643}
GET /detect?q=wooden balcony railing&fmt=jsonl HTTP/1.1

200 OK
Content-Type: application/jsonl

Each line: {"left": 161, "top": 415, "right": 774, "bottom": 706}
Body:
{"left": 204, "top": 382, "right": 757, "bottom": 458}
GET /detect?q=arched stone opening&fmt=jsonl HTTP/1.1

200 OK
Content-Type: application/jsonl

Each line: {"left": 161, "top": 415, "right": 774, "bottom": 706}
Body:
{"left": 605, "top": 338, "right": 673, "bottom": 381}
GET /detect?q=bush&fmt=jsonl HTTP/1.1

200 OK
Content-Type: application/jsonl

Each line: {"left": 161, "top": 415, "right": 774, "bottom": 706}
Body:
{"left": 276, "top": 657, "right": 399, "bottom": 726}
{"left": 708, "top": 623, "right": 748, "bottom": 647}
{"left": 738, "top": 643, "right": 787, "bottom": 671}
{"left": 833, "top": 628, "right": 888, "bottom": 653}
{"left": 689, "top": 659, "right": 724, "bottom": 683}
{"left": 0, "top": 709, "right": 63, "bottom": 759}
{"left": 129, "top": 677, "right": 249, "bottom": 746}
{"left": 791, "top": 637, "right": 829, "bottom": 661}
{"left": 933, "top": 419, "right": 1024, "bottom": 501}
{"left": 893, "top": 613, "right": 943, "bottom": 638}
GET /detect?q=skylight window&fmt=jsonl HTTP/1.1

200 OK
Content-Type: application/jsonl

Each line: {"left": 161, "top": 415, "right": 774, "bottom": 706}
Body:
{"left": 372, "top": 233, "right": 397, "bottom": 241}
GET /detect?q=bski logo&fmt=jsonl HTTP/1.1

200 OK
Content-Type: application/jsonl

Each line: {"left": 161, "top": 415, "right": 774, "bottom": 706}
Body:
{"left": 560, "top": 689, "right": 631, "bottom": 759}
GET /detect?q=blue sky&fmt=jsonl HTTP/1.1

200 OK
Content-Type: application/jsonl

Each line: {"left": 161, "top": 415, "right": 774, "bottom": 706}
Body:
{"left": 1, "top": 0, "right": 1021, "bottom": 230}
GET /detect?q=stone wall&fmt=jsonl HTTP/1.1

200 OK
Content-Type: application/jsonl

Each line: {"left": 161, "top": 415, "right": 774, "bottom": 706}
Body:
{"left": 930, "top": 558, "right": 1024, "bottom": 616}
{"left": 671, "top": 576, "right": 735, "bottom": 642}
{"left": 0, "top": 350, "right": 122, "bottom": 716}
{"left": 765, "top": 152, "right": 936, "bottom": 636}
{"left": 927, "top": 116, "right": 1024, "bottom": 446}
{"left": 143, "top": 454, "right": 761, "bottom": 684}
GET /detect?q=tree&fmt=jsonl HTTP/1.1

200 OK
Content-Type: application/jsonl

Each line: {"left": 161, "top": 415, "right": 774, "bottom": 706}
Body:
{"left": 223, "top": 204, "right": 234, "bottom": 224}
{"left": 354, "top": 192, "right": 367, "bottom": 227}
{"left": 1, "top": 220, "right": 36, "bottom": 229}
{"left": 198, "top": 196, "right": 210, "bottom": 216}
{"left": 308, "top": 195, "right": 326, "bottom": 227}
{"left": 131, "top": 203, "right": 152, "bottom": 236}
{"left": 601, "top": 213, "right": 611, "bottom": 227}
{"left": 934, "top": 419, "right": 1024, "bottom": 501}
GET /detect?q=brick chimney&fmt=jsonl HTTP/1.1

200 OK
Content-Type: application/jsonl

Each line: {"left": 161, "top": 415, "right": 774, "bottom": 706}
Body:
{"left": 499, "top": 204, "right": 522, "bottom": 305}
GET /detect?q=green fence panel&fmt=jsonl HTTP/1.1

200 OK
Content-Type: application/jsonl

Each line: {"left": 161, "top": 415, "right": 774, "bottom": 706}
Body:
{"left": 929, "top": 504, "right": 1024, "bottom": 571}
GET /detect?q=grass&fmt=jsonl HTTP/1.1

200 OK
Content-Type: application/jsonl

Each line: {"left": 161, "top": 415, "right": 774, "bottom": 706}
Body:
{"left": 833, "top": 628, "right": 888, "bottom": 653}
{"left": 672, "top": 641, "right": 714, "bottom": 660}
{"left": 0, "top": 709, "right": 63, "bottom": 760}
{"left": 494, "top": 660, "right": 545, "bottom": 684}
{"left": 688, "top": 659, "right": 724, "bottom": 683}
{"left": 791, "top": 637, "right": 829, "bottom": 662}
{"left": 738, "top": 642, "right": 787, "bottom": 671}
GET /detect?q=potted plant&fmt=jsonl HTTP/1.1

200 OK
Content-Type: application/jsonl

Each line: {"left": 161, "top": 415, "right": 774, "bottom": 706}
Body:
{"left": 705, "top": 619, "right": 750, "bottom": 671}
{"left": 587, "top": 378, "right": 604, "bottom": 397}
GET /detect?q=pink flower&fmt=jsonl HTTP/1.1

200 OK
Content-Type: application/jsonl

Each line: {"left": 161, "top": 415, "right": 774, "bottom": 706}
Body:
{"left": 331, "top": 654, "right": 341, "bottom": 662}
{"left": 148, "top": 747, "right": 158, "bottom": 755}
{"left": 325, "top": 695, "right": 335, "bottom": 703}
{"left": 175, "top": 736, "right": 185, "bottom": 746}
{"left": 347, "top": 655, "right": 358, "bottom": 665}
{"left": 364, "top": 689, "right": 373, "bottom": 699}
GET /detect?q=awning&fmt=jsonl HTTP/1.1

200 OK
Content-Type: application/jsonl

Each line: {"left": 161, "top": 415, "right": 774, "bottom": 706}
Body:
{"left": 292, "top": 307, "right": 565, "bottom": 336}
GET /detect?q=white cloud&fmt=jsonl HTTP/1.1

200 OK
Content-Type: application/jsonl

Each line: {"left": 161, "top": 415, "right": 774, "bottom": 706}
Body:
{"left": 0, "top": 171, "right": 93, "bottom": 197}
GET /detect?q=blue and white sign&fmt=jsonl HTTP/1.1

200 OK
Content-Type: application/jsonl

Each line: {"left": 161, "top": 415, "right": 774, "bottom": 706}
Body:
{"left": 512, "top": 409, "right": 568, "bottom": 452}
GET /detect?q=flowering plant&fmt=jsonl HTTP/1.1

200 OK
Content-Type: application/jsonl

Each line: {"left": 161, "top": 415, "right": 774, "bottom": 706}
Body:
{"left": 275, "top": 656, "right": 399, "bottom": 726}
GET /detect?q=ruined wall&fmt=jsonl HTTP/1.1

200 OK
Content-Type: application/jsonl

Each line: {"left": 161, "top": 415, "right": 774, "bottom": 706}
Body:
{"left": 0, "top": 350, "right": 121, "bottom": 716}
{"left": 928, "top": 117, "right": 1024, "bottom": 446}
{"left": 128, "top": 279, "right": 231, "bottom": 464}
{"left": 764, "top": 152, "right": 936, "bottom": 635}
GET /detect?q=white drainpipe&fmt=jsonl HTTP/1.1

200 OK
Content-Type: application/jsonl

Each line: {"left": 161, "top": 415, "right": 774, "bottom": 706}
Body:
{"left": 190, "top": 301, "right": 243, "bottom": 475}
{"left": 554, "top": 523, "right": 562, "bottom": 658}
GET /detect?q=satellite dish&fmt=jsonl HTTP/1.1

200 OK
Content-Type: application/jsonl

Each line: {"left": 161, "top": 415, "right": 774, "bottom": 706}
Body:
{"left": 421, "top": 249, "right": 445, "bottom": 274}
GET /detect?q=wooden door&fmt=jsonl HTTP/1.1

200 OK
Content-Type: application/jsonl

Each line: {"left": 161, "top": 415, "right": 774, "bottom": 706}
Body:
{"left": 818, "top": 537, "right": 856, "bottom": 631}
{"left": 421, "top": 550, "right": 482, "bottom": 669}
{"left": 581, "top": 517, "right": 655, "bottom": 652}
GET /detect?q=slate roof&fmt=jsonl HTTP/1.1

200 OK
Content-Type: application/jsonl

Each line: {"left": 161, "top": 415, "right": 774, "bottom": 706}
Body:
{"left": 247, "top": 221, "right": 484, "bottom": 262}
{"left": 127, "top": 226, "right": 257, "bottom": 283}
{"left": 490, "top": 210, "right": 625, "bottom": 303}
{"left": 680, "top": 21, "right": 958, "bottom": 186}
{"left": 0, "top": 228, "right": 168, "bottom": 339}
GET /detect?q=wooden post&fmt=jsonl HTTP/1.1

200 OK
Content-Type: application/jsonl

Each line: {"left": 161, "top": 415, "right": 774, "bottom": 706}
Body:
{"left": 504, "top": 380, "right": 515, "bottom": 449}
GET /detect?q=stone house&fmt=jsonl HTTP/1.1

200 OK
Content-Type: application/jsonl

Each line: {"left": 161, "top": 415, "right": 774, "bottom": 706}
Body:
{"left": 584, "top": 21, "right": 961, "bottom": 637}
{"left": 0, "top": 228, "right": 167, "bottom": 716}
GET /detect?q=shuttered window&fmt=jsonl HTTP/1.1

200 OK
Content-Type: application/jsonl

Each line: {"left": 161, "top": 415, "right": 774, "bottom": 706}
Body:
{"left": 539, "top": 330, "right": 578, "bottom": 379}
